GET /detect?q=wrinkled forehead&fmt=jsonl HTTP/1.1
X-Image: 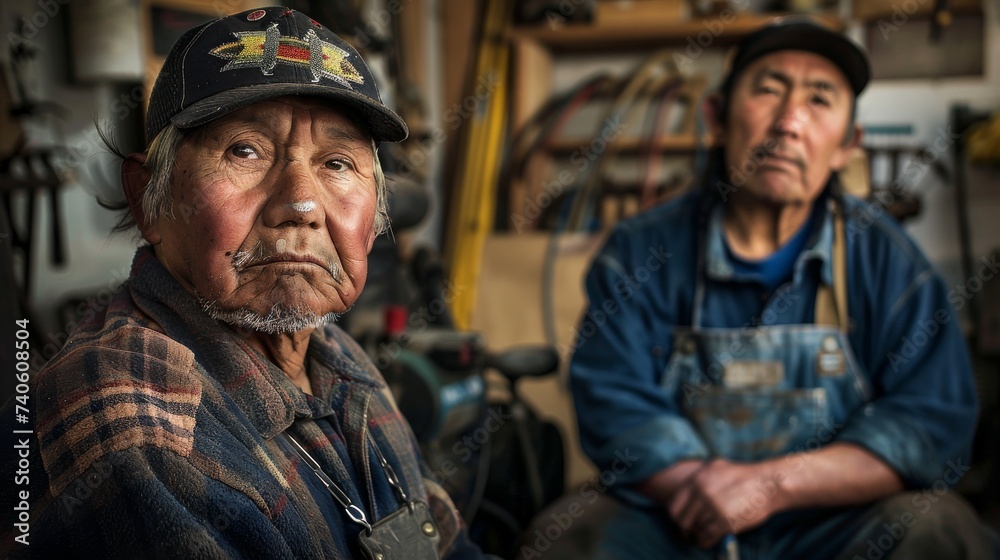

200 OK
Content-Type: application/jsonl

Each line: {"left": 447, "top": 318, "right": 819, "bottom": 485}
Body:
{"left": 733, "top": 50, "right": 853, "bottom": 96}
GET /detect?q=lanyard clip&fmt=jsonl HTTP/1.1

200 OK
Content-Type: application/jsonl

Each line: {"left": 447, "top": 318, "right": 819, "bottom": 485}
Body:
{"left": 346, "top": 504, "right": 373, "bottom": 535}
{"left": 284, "top": 432, "right": 374, "bottom": 534}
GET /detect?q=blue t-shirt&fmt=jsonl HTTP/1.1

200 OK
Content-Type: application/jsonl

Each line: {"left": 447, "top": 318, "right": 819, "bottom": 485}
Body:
{"left": 725, "top": 205, "right": 819, "bottom": 292}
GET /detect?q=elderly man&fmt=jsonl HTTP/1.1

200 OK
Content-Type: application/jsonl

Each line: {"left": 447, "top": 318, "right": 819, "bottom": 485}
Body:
{"left": 3, "top": 7, "right": 481, "bottom": 560}
{"left": 567, "top": 18, "right": 997, "bottom": 559}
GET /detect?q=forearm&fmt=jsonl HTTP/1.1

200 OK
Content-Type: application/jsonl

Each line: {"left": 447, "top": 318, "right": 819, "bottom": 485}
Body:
{"left": 635, "top": 459, "right": 706, "bottom": 504}
{"left": 770, "top": 442, "right": 903, "bottom": 512}
{"left": 648, "top": 445, "right": 902, "bottom": 547}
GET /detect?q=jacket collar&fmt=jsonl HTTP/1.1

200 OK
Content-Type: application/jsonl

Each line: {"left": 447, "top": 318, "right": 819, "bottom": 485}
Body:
{"left": 126, "top": 246, "right": 383, "bottom": 439}
{"left": 701, "top": 182, "right": 837, "bottom": 288}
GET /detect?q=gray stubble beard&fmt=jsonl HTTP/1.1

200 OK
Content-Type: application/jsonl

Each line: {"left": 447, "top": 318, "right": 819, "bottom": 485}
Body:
{"left": 201, "top": 300, "right": 340, "bottom": 334}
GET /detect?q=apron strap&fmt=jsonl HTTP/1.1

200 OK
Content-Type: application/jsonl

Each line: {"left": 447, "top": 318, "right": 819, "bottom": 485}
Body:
{"left": 814, "top": 200, "right": 849, "bottom": 332}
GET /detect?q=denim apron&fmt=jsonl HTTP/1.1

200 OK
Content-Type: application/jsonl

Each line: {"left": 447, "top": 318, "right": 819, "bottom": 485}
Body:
{"left": 661, "top": 201, "right": 872, "bottom": 461}
{"left": 590, "top": 201, "right": 996, "bottom": 559}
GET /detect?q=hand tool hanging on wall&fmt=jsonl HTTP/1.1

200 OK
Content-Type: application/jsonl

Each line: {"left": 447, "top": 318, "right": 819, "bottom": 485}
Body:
{"left": 1, "top": 27, "right": 69, "bottom": 302}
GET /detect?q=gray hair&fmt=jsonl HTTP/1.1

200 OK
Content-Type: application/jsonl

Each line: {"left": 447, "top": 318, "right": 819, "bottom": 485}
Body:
{"left": 370, "top": 141, "right": 389, "bottom": 235}
{"left": 109, "top": 124, "right": 389, "bottom": 235}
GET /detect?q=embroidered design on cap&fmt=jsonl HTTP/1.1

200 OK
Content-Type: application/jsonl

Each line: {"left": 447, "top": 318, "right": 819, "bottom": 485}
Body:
{"left": 246, "top": 9, "right": 266, "bottom": 21}
{"left": 209, "top": 23, "right": 364, "bottom": 88}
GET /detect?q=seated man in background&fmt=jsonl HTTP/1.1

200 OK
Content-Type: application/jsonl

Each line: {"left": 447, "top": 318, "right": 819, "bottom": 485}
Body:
{"left": 568, "top": 18, "right": 997, "bottom": 559}
{"left": 2, "top": 7, "right": 481, "bottom": 559}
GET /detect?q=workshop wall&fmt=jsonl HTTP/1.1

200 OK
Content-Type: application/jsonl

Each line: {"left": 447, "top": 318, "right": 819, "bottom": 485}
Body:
{"left": 539, "top": 2, "right": 1000, "bottom": 313}
{"left": 854, "top": 2, "right": 1000, "bottom": 287}
{"left": 2, "top": 0, "right": 140, "bottom": 337}
{"left": 6, "top": 0, "right": 999, "bottom": 334}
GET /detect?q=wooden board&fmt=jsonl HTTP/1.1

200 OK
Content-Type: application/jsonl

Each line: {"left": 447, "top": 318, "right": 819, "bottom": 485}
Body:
{"left": 839, "top": 147, "right": 871, "bottom": 199}
{"left": 595, "top": 0, "right": 689, "bottom": 28}
{"left": 470, "top": 232, "right": 608, "bottom": 491}
{"left": 510, "top": 38, "right": 554, "bottom": 132}
{"left": 507, "top": 11, "right": 844, "bottom": 52}
{"left": 506, "top": 37, "right": 555, "bottom": 231}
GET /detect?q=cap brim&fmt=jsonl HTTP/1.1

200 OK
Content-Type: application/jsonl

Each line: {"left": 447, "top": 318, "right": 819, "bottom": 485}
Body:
{"left": 733, "top": 23, "right": 870, "bottom": 96}
{"left": 170, "top": 83, "right": 409, "bottom": 143}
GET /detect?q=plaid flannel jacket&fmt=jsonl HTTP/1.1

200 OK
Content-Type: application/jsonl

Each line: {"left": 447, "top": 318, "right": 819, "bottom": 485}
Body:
{"left": 2, "top": 247, "right": 480, "bottom": 559}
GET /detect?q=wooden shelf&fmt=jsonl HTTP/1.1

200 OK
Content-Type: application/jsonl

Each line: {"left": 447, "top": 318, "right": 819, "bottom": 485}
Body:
{"left": 508, "top": 11, "right": 843, "bottom": 53}
{"left": 505, "top": 9, "right": 843, "bottom": 230}
{"left": 544, "top": 134, "right": 703, "bottom": 154}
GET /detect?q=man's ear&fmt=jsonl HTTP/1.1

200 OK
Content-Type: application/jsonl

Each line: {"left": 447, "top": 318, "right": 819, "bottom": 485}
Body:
{"left": 702, "top": 93, "right": 726, "bottom": 146}
{"left": 121, "top": 153, "right": 161, "bottom": 245}
{"left": 831, "top": 124, "right": 864, "bottom": 171}
{"left": 365, "top": 224, "right": 378, "bottom": 253}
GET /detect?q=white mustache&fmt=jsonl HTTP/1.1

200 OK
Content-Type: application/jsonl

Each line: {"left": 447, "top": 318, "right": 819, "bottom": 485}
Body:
{"left": 231, "top": 240, "right": 341, "bottom": 281}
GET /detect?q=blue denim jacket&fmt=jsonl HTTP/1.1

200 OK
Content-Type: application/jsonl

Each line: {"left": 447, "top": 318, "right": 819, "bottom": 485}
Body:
{"left": 569, "top": 186, "right": 979, "bottom": 498}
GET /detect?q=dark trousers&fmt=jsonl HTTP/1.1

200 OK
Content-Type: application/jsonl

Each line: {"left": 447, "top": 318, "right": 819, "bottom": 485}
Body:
{"left": 517, "top": 491, "right": 999, "bottom": 559}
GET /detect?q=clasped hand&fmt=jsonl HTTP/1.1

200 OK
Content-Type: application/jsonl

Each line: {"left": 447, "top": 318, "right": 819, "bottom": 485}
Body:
{"left": 667, "top": 458, "right": 787, "bottom": 549}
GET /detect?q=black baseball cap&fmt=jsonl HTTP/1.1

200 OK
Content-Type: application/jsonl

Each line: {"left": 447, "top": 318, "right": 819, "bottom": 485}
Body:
{"left": 145, "top": 6, "right": 407, "bottom": 144}
{"left": 721, "top": 17, "right": 870, "bottom": 99}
